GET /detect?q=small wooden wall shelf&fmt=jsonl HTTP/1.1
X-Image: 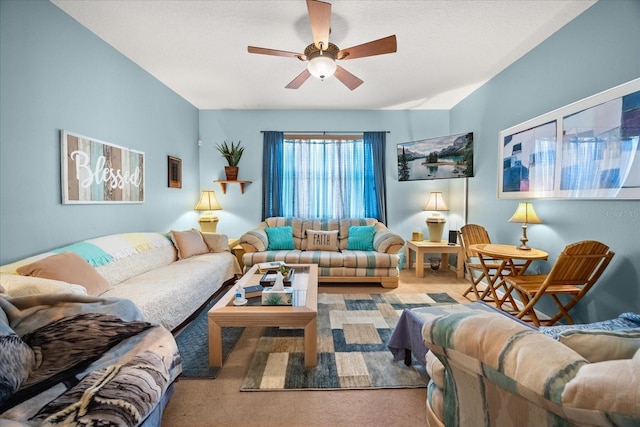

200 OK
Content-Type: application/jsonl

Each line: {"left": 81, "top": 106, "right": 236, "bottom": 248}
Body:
{"left": 214, "top": 180, "right": 252, "bottom": 194}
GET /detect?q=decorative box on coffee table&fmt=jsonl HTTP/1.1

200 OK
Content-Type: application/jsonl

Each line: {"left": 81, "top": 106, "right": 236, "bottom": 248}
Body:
{"left": 261, "top": 287, "right": 293, "bottom": 305}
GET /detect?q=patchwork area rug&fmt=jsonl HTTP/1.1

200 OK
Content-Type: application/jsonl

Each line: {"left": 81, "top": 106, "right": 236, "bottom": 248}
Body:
{"left": 240, "top": 292, "right": 457, "bottom": 391}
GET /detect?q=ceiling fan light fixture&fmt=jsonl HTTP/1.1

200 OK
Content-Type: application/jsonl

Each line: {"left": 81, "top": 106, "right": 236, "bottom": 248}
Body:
{"left": 307, "top": 55, "right": 336, "bottom": 80}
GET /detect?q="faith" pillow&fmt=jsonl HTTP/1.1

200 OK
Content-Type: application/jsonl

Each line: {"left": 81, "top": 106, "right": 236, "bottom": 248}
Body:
{"left": 306, "top": 230, "right": 339, "bottom": 252}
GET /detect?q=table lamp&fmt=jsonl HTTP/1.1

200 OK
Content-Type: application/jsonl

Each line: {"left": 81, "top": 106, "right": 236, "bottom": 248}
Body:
{"left": 508, "top": 202, "right": 542, "bottom": 250}
{"left": 424, "top": 192, "right": 449, "bottom": 242}
{"left": 195, "top": 190, "right": 222, "bottom": 232}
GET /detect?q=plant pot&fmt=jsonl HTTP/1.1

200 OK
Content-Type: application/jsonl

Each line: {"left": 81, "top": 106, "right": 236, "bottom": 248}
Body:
{"left": 224, "top": 166, "right": 238, "bottom": 181}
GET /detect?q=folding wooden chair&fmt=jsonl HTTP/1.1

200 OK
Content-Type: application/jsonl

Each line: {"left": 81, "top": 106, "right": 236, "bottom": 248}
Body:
{"left": 504, "top": 240, "right": 614, "bottom": 326}
{"left": 458, "top": 224, "right": 523, "bottom": 302}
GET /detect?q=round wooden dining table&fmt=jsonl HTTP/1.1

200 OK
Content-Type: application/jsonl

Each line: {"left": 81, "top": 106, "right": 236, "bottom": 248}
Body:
{"left": 468, "top": 243, "right": 548, "bottom": 311}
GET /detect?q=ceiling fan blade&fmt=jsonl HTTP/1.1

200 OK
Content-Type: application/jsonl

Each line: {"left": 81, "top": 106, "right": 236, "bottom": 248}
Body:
{"left": 337, "top": 35, "right": 397, "bottom": 60}
{"left": 306, "top": 0, "right": 331, "bottom": 51}
{"left": 285, "top": 69, "right": 312, "bottom": 89}
{"left": 248, "top": 46, "right": 305, "bottom": 60}
{"left": 334, "top": 66, "right": 363, "bottom": 91}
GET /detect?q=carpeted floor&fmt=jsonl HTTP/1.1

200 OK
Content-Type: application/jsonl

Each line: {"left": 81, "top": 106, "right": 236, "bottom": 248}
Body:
{"left": 177, "top": 291, "right": 456, "bottom": 389}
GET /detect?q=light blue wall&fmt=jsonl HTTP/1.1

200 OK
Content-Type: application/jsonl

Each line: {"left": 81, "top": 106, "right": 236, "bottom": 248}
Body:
{"left": 0, "top": 0, "right": 199, "bottom": 264}
{"left": 198, "top": 109, "right": 468, "bottom": 240}
{"left": 451, "top": 0, "right": 640, "bottom": 322}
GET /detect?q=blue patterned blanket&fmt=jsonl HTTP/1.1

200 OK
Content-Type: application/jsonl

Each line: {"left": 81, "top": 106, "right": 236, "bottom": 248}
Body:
{"left": 0, "top": 294, "right": 181, "bottom": 426}
{"left": 539, "top": 312, "right": 640, "bottom": 339}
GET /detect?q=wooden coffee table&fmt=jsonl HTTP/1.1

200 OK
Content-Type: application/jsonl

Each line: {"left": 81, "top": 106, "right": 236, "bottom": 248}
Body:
{"left": 208, "top": 263, "right": 318, "bottom": 368}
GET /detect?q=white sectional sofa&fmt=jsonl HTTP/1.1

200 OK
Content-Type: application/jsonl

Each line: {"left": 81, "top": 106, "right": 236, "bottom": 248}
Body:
{"left": 0, "top": 229, "right": 241, "bottom": 331}
{"left": 239, "top": 217, "right": 405, "bottom": 288}
{"left": 0, "top": 229, "right": 240, "bottom": 426}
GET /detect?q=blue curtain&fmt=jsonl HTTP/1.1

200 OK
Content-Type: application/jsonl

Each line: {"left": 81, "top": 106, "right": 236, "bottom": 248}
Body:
{"left": 262, "top": 131, "right": 387, "bottom": 222}
{"left": 262, "top": 131, "right": 284, "bottom": 219}
{"left": 364, "top": 131, "right": 387, "bottom": 223}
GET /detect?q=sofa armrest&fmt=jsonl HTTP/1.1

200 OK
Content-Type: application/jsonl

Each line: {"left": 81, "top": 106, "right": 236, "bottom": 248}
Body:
{"left": 239, "top": 228, "right": 268, "bottom": 253}
{"left": 372, "top": 227, "right": 405, "bottom": 254}
{"left": 425, "top": 350, "right": 445, "bottom": 390}
{"left": 423, "top": 310, "right": 587, "bottom": 404}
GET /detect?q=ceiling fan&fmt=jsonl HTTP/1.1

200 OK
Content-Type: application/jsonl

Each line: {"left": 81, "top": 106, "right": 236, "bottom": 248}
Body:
{"left": 247, "top": 0, "right": 397, "bottom": 90}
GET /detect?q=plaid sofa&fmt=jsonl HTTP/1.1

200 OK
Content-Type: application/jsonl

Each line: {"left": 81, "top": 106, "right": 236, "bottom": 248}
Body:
{"left": 423, "top": 307, "right": 640, "bottom": 426}
{"left": 238, "top": 217, "right": 405, "bottom": 288}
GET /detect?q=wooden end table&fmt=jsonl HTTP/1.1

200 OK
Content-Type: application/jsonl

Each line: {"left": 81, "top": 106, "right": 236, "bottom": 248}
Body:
{"left": 227, "top": 238, "right": 245, "bottom": 271}
{"left": 208, "top": 264, "right": 318, "bottom": 368}
{"left": 406, "top": 240, "right": 464, "bottom": 278}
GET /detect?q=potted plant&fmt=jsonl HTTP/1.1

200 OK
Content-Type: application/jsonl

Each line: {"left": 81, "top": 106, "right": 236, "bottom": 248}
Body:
{"left": 215, "top": 140, "right": 244, "bottom": 181}
{"left": 278, "top": 264, "right": 292, "bottom": 279}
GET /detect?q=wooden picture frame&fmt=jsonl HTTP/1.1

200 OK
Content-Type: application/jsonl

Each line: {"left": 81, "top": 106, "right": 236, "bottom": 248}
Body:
{"left": 168, "top": 156, "right": 182, "bottom": 188}
{"left": 61, "top": 130, "right": 145, "bottom": 204}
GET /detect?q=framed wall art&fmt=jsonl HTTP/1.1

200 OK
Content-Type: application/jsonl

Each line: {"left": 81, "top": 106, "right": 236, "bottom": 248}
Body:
{"left": 499, "top": 78, "right": 640, "bottom": 199}
{"left": 397, "top": 132, "right": 474, "bottom": 181}
{"left": 61, "top": 130, "right": 145, "bottom": 204}
{"left": 168, "top": 156, "right": 182, "bottom": 188}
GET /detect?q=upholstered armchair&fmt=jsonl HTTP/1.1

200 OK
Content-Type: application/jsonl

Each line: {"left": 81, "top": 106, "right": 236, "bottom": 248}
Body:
{"left": 422, "top": 307, "right": 640, "bottom": 427}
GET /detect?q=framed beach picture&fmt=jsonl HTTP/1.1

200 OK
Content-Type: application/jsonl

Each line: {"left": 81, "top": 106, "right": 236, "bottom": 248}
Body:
{"left": 61, "top": 130, "right": 145, "bottom": 204}
{"left": 498, "top": 78, "right": 640, "bottom": 199}
{"left": 397, "top": 132, "right": 474, "bottom": 181}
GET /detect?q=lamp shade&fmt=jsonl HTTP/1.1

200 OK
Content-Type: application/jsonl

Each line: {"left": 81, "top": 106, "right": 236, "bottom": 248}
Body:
{"left": 509, "top": 202, "right": 542, "bottom": 224}
{"left": 424, "top": 192, "right": 449, "bottom": 212}
{"left": 195, "top": 190, "right": 222, "bottom": 211}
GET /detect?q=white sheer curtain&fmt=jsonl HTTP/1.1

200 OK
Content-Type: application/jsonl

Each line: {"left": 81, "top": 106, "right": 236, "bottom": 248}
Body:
{"left": 281, "top": 138, "right": 366, "bottom": 218}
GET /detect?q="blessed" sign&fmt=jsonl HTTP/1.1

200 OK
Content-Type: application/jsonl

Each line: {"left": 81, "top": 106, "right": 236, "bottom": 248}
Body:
{"left": 61, "top": 130, "right": 145, "bottom": 204}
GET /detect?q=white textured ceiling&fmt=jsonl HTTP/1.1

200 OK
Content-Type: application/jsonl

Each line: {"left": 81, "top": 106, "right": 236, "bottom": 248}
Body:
{"left": 51, "top": 0, "right": 596, "bottom": 110}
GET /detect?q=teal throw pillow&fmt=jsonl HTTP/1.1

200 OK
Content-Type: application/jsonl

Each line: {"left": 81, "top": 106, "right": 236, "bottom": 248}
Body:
{"left": 265, "top": 226, "right": 295, "bottom": 250}
{"left": 346, "top": 225, "right": 376, "bottom": 251}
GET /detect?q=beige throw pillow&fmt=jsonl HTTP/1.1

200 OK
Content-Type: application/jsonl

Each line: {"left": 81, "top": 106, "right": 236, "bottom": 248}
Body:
{"left": 16, "top": 252, "right": 109, "bottom": 296}
{"left": 306, "top": 230, "right": 339, "bottom": 252}
{"left": 201, "top": 232, "right": 230, "bottom": 253}
{"left": 558, "top": 328, "right": 640, "bottom": 362}
{"left": 169, "top": 229, "right": 210, "bottom": 259}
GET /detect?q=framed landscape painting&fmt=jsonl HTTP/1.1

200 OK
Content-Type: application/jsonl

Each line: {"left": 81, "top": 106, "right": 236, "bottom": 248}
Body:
{"left": 397, "top": 132, "right": 474, "bottom": 181}
{"left": 498, "top": 78, "right": 640, "bottom": 199}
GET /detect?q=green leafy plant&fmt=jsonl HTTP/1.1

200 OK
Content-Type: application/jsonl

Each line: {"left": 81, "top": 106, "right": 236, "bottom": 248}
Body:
{"left": 278, "top": 264, "right": 291, "bottom": 277}
{"left": 215, "top": 140, "right": 244, "bottom": 166}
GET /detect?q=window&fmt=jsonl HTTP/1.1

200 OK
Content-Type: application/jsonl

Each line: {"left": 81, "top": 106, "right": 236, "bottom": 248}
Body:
{"left": 262, "top": 131, "right": 387, "bottom": 221}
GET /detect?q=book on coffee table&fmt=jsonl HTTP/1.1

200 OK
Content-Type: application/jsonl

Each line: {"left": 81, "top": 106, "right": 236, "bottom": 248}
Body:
{"left": 243, "top": 284, "right": 264, "bottom": 298}
{"left": 257, "top": 261, "right": 285, "bottom": 273}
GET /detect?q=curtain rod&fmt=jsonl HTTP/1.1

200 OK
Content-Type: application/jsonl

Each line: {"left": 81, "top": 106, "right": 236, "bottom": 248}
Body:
{"left": 260, "top": 131, "right": 390, "bottom": 134}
